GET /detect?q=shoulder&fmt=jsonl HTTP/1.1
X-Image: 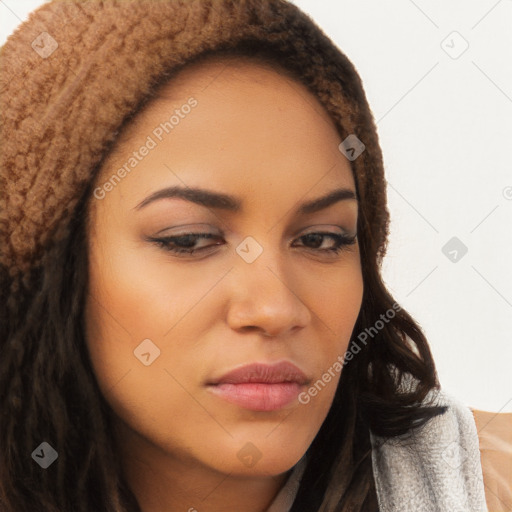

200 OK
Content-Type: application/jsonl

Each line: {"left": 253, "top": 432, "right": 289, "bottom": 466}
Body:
{"left": 370, "top": 386, "right": 488, "bottom": 512}
{"left": 471, "top": 407, "right": 512, "bottom": 512}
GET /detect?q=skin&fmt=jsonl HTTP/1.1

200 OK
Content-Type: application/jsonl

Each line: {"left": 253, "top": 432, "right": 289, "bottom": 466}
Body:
{"left": 85, "top": 55, "right": 363, "bottom": 512}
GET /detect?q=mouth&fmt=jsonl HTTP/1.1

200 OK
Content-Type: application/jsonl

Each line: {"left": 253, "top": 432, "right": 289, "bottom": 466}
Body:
{"left": 206, "top": 361, "right": 310, "bottom": 412}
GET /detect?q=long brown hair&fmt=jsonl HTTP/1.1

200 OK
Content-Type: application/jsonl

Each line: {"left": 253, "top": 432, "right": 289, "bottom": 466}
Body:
{"left": 0, "top": 46, "right": 446, "bottom": 512}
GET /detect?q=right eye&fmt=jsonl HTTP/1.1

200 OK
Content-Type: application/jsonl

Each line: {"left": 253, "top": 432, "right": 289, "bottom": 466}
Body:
{"left": 148, "top": 233, "right": 224, "bottom": 256}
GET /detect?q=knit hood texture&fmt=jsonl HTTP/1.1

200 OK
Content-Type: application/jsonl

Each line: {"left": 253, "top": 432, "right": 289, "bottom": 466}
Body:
{"left": 0, "top": 0, "right": 388, "bottom": 291}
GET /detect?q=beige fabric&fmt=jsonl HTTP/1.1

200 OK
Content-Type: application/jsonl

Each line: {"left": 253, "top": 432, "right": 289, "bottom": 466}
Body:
{"left": 472, "top": 409, "right": 512, "bottom": 512}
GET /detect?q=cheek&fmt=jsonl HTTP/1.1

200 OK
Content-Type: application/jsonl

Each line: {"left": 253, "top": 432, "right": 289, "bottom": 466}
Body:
{"left": 84, "top": 262, "right": 205, "bottom": 454}
{"left": 287, "top": 258, "right": 363, "bottom": 418}
{"left": 86, "top": 223, "right": 234, "bottom": 342}
{"left": 306, "top": 257, "right": 364, "bottom": 353}
{"left": 310, "top": 267, "right": 363, "bottom": 399}
{"left": 83, "top": 233, "right": 227, "bottom": 436}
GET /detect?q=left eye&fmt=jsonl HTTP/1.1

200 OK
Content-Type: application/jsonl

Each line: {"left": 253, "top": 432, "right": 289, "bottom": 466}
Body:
{"left": 148, "top": 231, "right": 356, "bottom": 256}
{"left": 294, "top": 232, "right": 356, "bottom": 254}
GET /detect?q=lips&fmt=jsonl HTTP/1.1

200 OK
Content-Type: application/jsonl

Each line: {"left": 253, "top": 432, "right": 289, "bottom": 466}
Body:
{"left": 206, "top": 361, "right": 310, "bottom": 411}
{"left": 207, "top": 361, "right": 309, "bottom": 385}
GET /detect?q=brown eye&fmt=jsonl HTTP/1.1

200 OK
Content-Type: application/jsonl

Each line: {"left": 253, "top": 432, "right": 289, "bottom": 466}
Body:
{"left": 149, "top": 233, "right": 224, "bottom": 255}
{"left": 293, "top": 232, "right": 357, "bottom": 254}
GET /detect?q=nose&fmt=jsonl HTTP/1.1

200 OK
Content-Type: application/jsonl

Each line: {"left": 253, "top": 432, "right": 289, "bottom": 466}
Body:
{"left": 226, "top": 247, "right": 312, "bottom": 338}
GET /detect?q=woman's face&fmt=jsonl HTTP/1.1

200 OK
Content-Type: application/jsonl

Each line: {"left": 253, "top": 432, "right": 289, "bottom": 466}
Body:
{"left": 85, "top": 56, "right": 363, "bottom": 481}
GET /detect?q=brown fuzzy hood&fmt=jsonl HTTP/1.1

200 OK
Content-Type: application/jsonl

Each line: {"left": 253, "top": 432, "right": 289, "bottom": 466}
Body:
{"left": 0, "top": 0, "right": 389, "bottom": 280}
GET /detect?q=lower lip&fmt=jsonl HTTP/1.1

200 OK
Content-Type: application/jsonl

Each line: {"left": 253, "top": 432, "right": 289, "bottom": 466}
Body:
{"left": 207, "top": 382, "right": 303, "bottom": 411}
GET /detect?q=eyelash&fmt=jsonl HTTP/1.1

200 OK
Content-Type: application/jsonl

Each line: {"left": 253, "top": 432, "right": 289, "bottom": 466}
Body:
{"left": 148, "top": 231, "right": 357, "bottom": 257}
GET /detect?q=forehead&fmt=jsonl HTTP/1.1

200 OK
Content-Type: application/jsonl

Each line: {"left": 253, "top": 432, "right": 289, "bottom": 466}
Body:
{"left": 90, "top": 52, "right": 356, "bottom": 221}
{"left": 110, "top": 56, "right": 341, "bottom": 159}
{"left": 114, "top": 53, "right": 339, "bottom": 147}
{"left": 158, "top": 53, "right": 314, "bottom": 99}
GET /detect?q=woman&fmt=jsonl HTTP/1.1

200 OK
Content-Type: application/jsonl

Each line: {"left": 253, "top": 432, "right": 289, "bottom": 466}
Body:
{"left": 0, "top": 1, "right": 487, "bottom": 511}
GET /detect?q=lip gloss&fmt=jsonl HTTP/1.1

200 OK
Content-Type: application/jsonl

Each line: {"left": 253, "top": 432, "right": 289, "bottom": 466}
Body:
{"left": 207, "top": 382, "right": 303, "bottom": 411}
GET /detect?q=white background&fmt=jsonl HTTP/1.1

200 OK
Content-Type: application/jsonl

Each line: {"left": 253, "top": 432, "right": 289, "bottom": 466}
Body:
{"left": 1, "top": 0, "right": 511, "bottom": 413}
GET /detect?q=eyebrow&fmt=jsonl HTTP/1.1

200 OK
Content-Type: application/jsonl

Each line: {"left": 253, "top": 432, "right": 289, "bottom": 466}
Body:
{"left": 134, "top": 185, "right": 357, "bottom": 214}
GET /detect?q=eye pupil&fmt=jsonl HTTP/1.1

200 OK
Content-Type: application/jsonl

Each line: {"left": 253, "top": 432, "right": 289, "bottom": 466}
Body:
{"left": 304, "top": 233, "right": 323, "bottom": 248}
{"left": 174, "top": 235, "right": 197, "bottom": 248}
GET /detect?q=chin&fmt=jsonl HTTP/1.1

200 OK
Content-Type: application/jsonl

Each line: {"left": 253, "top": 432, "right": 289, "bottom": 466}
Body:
{"left": 209, "top": 440, "right": 309, "bottom": 478}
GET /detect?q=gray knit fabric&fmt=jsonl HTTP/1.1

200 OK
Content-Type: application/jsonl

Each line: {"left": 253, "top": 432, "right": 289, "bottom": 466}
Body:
{"left": 265, "top": 388, "right": 488, "bottom": 511}
{"left": 370, "top": 388, "right": 488, "bottom": 512}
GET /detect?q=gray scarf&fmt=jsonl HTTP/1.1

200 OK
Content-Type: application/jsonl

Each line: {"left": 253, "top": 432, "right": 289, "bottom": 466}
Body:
{"left": 266, "top": 388, "right": 487, "bottom": 511}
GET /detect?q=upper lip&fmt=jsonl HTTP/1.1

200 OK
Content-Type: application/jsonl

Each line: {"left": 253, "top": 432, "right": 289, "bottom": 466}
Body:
{"left": 207, "top": 361, "right": 310, "bottom": 385}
